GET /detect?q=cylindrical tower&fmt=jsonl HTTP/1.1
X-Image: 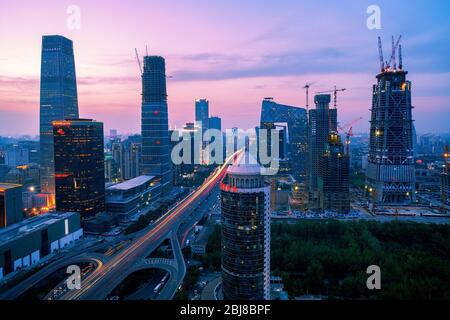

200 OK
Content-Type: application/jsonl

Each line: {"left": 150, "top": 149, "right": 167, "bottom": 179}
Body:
{"left": 220, "top": 152, "right": 271, "bottom": 300}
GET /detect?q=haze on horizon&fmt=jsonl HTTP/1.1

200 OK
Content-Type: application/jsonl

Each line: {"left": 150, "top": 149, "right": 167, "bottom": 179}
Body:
{"left": 0, "top": 0, "right": 449, "bottom": 136}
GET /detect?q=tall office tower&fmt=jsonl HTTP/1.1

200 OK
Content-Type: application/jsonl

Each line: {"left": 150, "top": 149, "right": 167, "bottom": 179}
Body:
{"left": 40, "top": 35, "right": 79, "bottom": 196}
{"left": 53, "top": 119, "right": 105, "bottom": 219}
{"left": 0, "top": 183, "right": 24, "bottom": 228}
{"left": 260, "top": 98, "right": 308, "bottom": 180}
{"left": 318, "top": 133, "right": 350, "bottom": 214}
{"left": 366, "top": 38, "right": 416, "bottom": 203}
{"left": 140, "top": 56, "right": 172, "bottom": 193}
{"left": 208, "top": 116, "right": 221, "bottom": 132}
{"left": 308, "top": 94, "right": 337, "bottom": 209}
{"left": 220, "top": 152, "right": 270, "bottom": 300}
{"left": 195, "top": 99, "right": 209, "bottom": 136}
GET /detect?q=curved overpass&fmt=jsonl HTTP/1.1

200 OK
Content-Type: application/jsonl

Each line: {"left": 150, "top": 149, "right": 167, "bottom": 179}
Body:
{"left": 59, "top": 152, "right": 238, "bottom": 300}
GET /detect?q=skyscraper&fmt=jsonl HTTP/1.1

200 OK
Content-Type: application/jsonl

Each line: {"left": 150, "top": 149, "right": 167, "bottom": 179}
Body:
{"left": 141, "top": 56, "right": 172, "bottom": 194}
{"left": 208, "top": 116, "right": 221, "bottom": 132}
{"left": 53, "top": 119, "right": 105, "bottom": 219}
{"left": 220, "top": 152, "right": 270, "bottom": 300}
{"left": 260, "top": 98, "right": 308, "bottom": 180}
{"left": 366, "top": 38, "right": 416, "bottom": 203}
{"left": 318, "top": 133, "right": 350, "bottom": 214}
{"left": 195, "top": 99, "right": 209, "bottom": 136}
{"left": 308, "top": 94, "right": 337, "bottom": 209}
{"left": 39, "top": 35, "right": 79, "bottom": 196}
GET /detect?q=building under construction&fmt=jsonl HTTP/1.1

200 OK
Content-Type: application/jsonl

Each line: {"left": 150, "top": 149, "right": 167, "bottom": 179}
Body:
{"left": 442, "top": 146, "right": 450, "bottom": 211}
{"left": 318, "top": 133, "right": 350, "bottom": 214}
{"left": 308, "top": 94, "right": 337, "bottom": 210}
{"left": 366, "top": 36, "right": 416, "bottom": 203}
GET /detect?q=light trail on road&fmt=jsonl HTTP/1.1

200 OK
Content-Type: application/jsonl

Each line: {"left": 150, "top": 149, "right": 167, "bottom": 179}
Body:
{"left": 62, "top": 151, "right": 240, "bottom": 300}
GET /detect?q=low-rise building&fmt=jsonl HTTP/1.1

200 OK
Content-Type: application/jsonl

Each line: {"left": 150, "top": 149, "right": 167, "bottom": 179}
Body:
{"left": 106, "top": 175, "right": 162, "bottom": 220}
{"left": 0, "top": 183, "right": 24, "bottom": 228}
{"left": 0, "top": 211, "right": 82, "bottom": 280}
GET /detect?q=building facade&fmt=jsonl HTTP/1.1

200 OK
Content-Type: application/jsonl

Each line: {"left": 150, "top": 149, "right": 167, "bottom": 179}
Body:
{"left": 220, "top": 153, "right": 270, "bottom": 300}
{"left": 366, "top": 53, "right": 416, "bottom": 203}
{"left": 260, "top": 98, "right": 308, "bottom": 181}
{"left": 308, "top": 94, "right": 337, "bottom": 209}
{"left": 0, "top": 184, "right": 23, "bottom": 228}
{"left": 318, "top": 133, "right": 350, "bottom": 214}
{"left": 106, "top": 175, "right": 162, "bottom": 220}
{"left": 141, "top": 56, "right": 172, "bottom": 194}
{"left": 53, "top": 119, "right": 105, "bottom": 219}
{"left": 195, "top": 99, "right": 209, "bottom": 136}
{"left": 0, "top": 211, "right": 82, "bottom": 280}
{"left": 40, "top": 35, "right": 79, "bottom": 195}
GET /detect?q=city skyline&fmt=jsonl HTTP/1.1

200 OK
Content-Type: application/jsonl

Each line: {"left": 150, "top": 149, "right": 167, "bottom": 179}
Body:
{"left": 1, "top": 0, "right": 450, "bottom": 136}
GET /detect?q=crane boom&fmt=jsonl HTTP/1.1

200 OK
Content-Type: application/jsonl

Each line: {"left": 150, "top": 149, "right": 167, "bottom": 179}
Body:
{"left": 135, "top": 48, "right": 142, "bottom": 74}
{"left": 387, "top": 35, "right": 401, "bottom": 69}
{"left": 378, "top": 36, "right": 384, "bottom": 72}
{"left": 316, "top": 86, "right": 346, "bottom": 108}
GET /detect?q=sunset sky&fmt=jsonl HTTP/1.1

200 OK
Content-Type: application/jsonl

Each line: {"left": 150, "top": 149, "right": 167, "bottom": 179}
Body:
{"left": 1, "top": 0, "right": 449, "bottom": 136}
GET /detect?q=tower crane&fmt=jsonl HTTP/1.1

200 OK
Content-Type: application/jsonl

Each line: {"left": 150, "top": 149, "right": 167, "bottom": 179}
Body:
{"left": 337, "top": 117, "right": 363, "bottom": 155}
{"left": 135, "top": 48, "right": 142, "bottom": 74}
{"left": 302, "top": 82, "right": 314, "bottom": 111}
{"left": 316, "top": 86, "right": 346, "bottom": 108}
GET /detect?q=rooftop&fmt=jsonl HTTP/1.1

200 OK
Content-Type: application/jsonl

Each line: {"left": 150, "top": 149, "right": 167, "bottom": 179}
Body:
{"left": 0, "top": 212, "right": 79, "bottom": 245}
{"left": 106, "top": 175, "right": 156, "bottom": 191}
{"left": 227, "top": 152, "right": 262, "bottom": 176}
{"left": 0, "top": 183, "right": 22, "bottom": 191}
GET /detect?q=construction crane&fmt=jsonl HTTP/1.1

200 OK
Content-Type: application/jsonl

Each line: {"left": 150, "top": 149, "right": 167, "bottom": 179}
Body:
{"left": 388, "top": 35, "right": 402, "bottom": 70}
{"left": 302, "top": 82, "right": 314, "bottom": 111}
{"left": 337, "top": 117, "right": 363, "bottom": 155}
{"left": 378, "top": 36, "right": 385, "bottom": 72}
{"left": 135, "top": 48, "right": 142, "bottom": 74}
{"left": 378, "top": 35, "right": 402, "bottom": 72}
{"left": 316, "top": 86, "right": 346, "bottom": 108}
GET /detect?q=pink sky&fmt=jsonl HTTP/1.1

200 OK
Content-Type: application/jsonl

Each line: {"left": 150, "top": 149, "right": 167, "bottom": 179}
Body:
{"left": 1, "top": 0, "right": 449, "bottom": 136}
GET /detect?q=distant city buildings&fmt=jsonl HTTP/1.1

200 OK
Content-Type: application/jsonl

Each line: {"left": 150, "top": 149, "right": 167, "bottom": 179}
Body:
{"left": 140, "top": 55, "right": 172, "bottom": 194}
{"left": 53, "top": 119, "right": 105, "bottom": 219}
{"left": 111, "top": 138, "right": 142, "bottom": 181}
{"left": 208, "top": 116, "right": 221, "bottom": 132}
{"left": 0, "top": 183, "right": 24, "bottom": 228}
{"left": 39, "top": 35, "right": 79, "bottom": 195}
{"left": 195, "top": 99, "right": 209, "bottom": 136}
{"left": 366, "top": 38, "right": 416, "bottom": 204}
{"left": 220, "top": 152, "right": 270, "bottom": 300}
{"left": 4, "top": 144, "right": 29, "bottom": 167}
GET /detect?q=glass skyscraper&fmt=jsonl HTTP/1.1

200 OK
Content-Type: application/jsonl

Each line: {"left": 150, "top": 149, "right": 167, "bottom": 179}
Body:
{"left": 366, "top": 51, "right": 416, "bottom": 203}
{"left": 53, "top": 119, "right": 105, "bottom": 218}
{"left": 260, "top": 98, "right": 308, "bottom": 180}
{"left": 220, "top": 152, "right": 271, "bottom": 300}
{"left": 39, "top": 35, "right": 79, "bottom": 196}
{"left": 195, "top": 98, "right": 209, "bottom": 136}
{"left": 140, "top": 56, "right": 172, "bottom": 193}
